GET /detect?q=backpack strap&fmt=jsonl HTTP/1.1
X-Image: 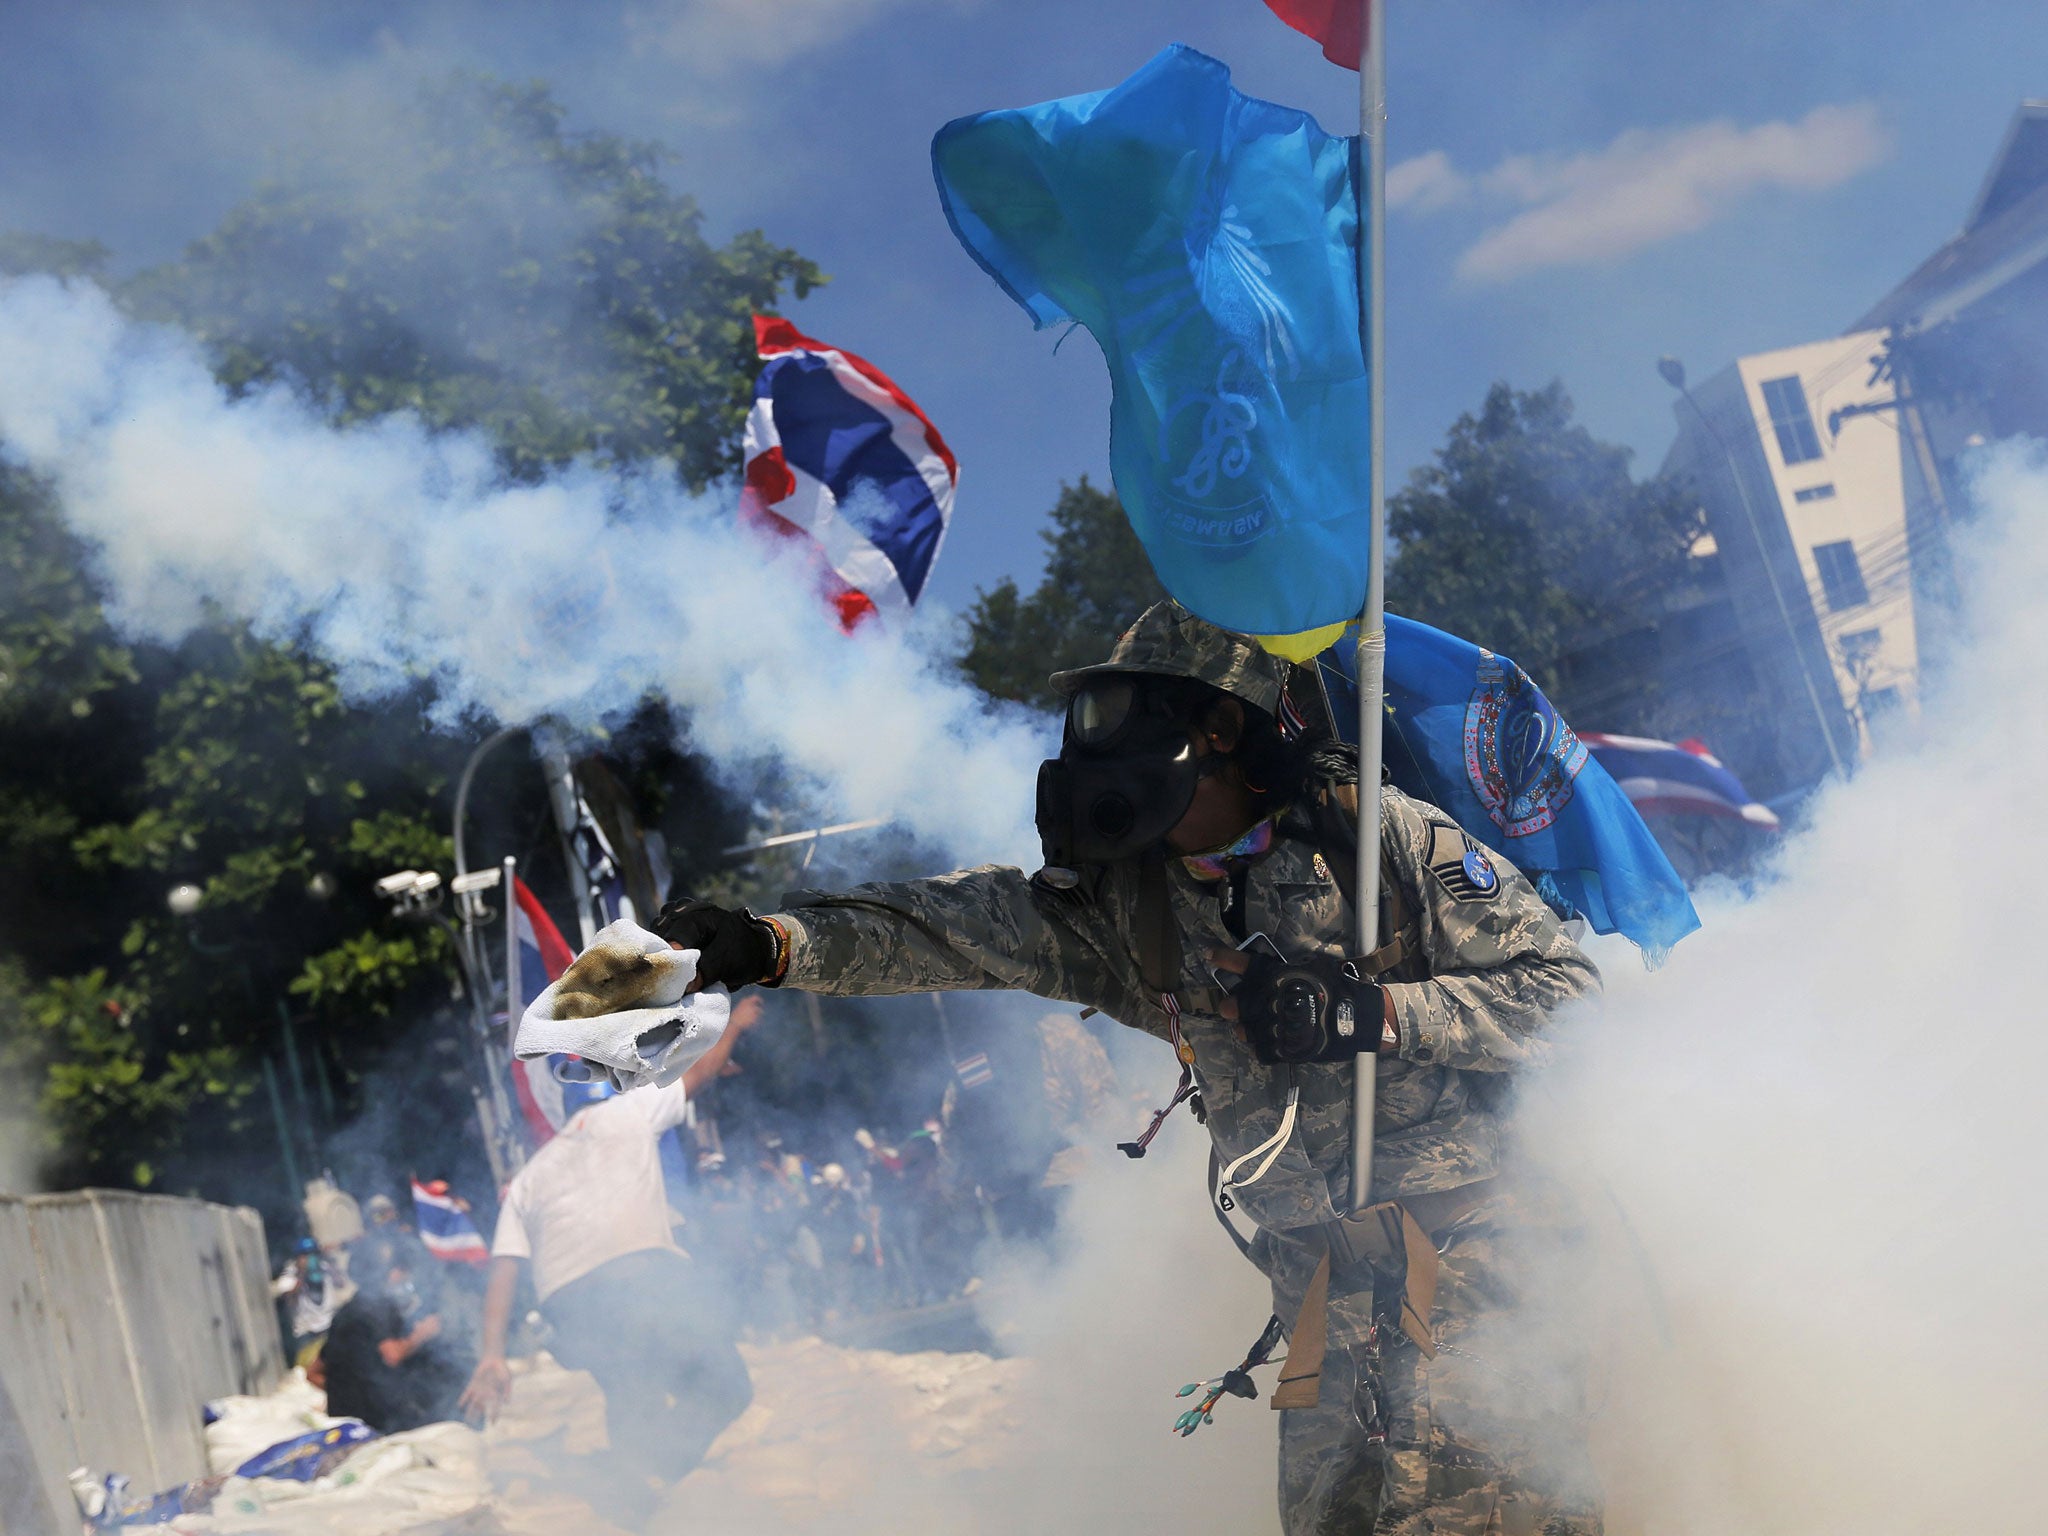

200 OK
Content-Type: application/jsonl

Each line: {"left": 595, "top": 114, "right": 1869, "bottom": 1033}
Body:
{"left": 1313, "top": 778, "right": 1418, "bottom": 983}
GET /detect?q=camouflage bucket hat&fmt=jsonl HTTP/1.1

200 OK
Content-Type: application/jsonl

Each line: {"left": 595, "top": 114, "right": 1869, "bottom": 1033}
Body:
{"left": 1049, "top": 601, "right": 1287, "bottom": 716}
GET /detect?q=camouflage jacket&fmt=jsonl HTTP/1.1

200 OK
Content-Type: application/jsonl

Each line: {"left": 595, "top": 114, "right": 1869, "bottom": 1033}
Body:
{"left": 771, "top": 785, "right": 1598, "bottom": 1234}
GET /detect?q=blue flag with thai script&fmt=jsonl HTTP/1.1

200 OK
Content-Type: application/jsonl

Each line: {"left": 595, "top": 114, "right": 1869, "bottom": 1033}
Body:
{"left": 1318, "top": 618, "right": 1701, "bottom": 959}
{"left": 933, "top": 43, "right": 1368, "bottom": 637}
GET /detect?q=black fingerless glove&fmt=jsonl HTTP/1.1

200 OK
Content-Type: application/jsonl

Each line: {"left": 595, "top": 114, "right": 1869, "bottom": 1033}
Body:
{"left": 651, "top": 898, "right": 782, "bottom": 989}
{"left": 1236, "top": 952, "right": 1384, "bottom": 1065}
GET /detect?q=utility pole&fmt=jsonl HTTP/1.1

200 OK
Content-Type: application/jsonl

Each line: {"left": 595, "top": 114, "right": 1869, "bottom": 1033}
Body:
{"left": 1659, "top": 356, "right": 1850, "bottom": 782}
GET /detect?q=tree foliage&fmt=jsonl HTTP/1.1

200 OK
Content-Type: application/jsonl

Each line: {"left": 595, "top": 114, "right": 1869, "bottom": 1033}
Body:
{"left": 125, "top": 76, "right": 823, "bottom": 488}
{"left": 0, "top": 75, "right": 813, "bottom": 1203}
{"left": 959, "top": 477, "right": 1167, "bottom": 711}
{"left": 1387, "top": 381, "right": 1703, "bottom": 722}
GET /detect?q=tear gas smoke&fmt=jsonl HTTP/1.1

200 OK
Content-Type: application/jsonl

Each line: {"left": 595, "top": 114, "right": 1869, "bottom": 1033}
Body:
{"left": 6, "top": 270, "right": 2044, "bottom": 1534}
{"left": 0, "top": 274, "right": 1048, "bottom": 865}
{"left": 1513, "top": 440, "right": 2048, "bottom": 1533}
{"left": 0, "top": 1116, "right": 38, "bottom": 1196}
{"left": 793, "top": 447, "right": 2048, "bottom": 1535}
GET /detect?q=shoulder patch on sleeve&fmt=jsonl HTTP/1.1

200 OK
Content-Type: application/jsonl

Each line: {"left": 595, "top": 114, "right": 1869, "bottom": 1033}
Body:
{"left": 1426, "top": 824, "right": 1500, "bottom": 903}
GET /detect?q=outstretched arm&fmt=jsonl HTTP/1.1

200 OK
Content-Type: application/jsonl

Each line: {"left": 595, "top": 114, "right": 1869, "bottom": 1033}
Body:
{"left": 458, "top": 1255, "right": 523, "bottom": 1423}
{"left": 770, "top": 864, "right": 1125, "bottom": 1009}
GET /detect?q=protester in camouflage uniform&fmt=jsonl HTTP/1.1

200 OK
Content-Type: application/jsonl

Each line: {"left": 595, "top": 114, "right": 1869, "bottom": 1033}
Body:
{"left": 658, "top": 603, "right": 1603, "bottom": 1534}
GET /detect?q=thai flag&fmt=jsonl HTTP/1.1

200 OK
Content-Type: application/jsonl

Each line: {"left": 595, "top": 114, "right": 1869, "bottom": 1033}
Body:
{"left": 507, "top": 876, "right": 614, "bottom": 1144}
{"left": 741, "top": 314, "right": 957, "bottom": 630}
{"left": 409, "top": 1178, "right": 490, "bottom": 1265}
{"left": 1579, "top": 734, "right": 1782, "bottom": 830}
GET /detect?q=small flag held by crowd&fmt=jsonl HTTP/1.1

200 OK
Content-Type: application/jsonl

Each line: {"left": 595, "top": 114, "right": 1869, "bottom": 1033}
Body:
{"left": 1580, "top": 733, "right": 1781, "bottom": 830}
{"left": 409, "top": 1178, "right": 490, "bottom": 1265}
{"left": 741, "top": 315, "right": 958, "bottom": 631}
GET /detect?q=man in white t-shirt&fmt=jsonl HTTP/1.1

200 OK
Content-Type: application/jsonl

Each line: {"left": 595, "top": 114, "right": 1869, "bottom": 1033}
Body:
{"left": 459, "top": 995, "right": 760, "bottom": 1506}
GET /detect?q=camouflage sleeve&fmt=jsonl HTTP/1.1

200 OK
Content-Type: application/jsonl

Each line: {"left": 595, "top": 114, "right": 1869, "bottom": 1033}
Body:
{"left": 767, "top": 864, "right": 1130, "bottom": 1013}
{"left": 1378, "top": 788, "right": 1601, "bottom": 1073}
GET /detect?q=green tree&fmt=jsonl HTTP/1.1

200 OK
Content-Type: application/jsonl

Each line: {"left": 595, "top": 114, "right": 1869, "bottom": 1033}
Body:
{"left": 124, "top": 76, "right": 823, "bottom": 487}
{"left": 1387, "top": 381, "right": 1702, "bottom": 723}
{"left": 0, "top": 74, "right": 812, "bottom": 1201}
{"left": 960, "top": 476, "right": 1166, "bottom": 710}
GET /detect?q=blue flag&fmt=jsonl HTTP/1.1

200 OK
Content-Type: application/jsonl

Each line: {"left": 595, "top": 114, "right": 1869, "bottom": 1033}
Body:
{"left": 1319, "top": 618, "right": 1701, "bottom": 960}
{"left": 933, "top": 44, "right": 1369, "bottom": 637}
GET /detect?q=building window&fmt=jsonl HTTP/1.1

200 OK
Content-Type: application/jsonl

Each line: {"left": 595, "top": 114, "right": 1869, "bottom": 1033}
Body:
{"left": 1760, "top": 375, "right": 1825, "bottom": 464}
{"left": 1793, "top": 483, "right": 1837, "bottom": 503}
{"left": 1813, "top": 540, "right": 1870, "bottom": 611}
{"left": 1838, "top": 626, "right": 1881, "bottom": 663}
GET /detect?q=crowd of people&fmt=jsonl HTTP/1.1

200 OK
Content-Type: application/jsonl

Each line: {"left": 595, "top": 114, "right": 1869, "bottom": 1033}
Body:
{"left": 259, "top": 999, "right": 1127, "bottom": 1526}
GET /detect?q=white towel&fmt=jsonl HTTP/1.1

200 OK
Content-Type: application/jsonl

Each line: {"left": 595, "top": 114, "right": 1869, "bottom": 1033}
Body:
{"left": 513, "top": 919, "right": 731, "bottom": 1094}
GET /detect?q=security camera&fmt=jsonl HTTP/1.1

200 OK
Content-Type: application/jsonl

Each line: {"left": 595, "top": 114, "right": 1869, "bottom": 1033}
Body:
{"left": 376, "top": 869, "right": 446, "bottom": 918}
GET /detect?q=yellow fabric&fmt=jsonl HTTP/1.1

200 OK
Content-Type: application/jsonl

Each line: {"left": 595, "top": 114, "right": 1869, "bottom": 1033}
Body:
{"left": 1253, "top": 620, "right": 1349, "bottom": 662}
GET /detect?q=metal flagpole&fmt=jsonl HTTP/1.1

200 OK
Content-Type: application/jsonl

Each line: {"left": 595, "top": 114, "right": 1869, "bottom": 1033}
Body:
{"left": 1351, "top": 0, "right": 1389, "bottom": 1216}
{"left": 503, "top": 855, "right": 520, "bottom": 1049}
{"left": 537, "top": 735, "right": 601, "bottom": 948}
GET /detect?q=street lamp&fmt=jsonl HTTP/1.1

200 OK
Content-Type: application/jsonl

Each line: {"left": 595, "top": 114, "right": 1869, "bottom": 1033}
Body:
{"left": 376, "top": 866, "right": 523, "bottom": 1184}
{"left": 165, "top": 883, "right": 203, "bottom": 918}
{"left": 1657, "top": 356, "right": 1849, "bottom": 781}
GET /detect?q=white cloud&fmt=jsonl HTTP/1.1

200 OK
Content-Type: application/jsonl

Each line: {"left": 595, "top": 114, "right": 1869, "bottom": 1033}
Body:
{"left": 1386, "top": 148, "right": 1473, "bottom": 213}
{"left": 1391, "top": 104, "right": 1890, "bottom": 282}
{"left": 625, "top": 0, "right": 968, "bottom": 72}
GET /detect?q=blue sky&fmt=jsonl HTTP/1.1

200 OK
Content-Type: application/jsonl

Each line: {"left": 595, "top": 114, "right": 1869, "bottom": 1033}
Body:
{"left": 1, "top": 0, "right": 2042, "bottom": 611}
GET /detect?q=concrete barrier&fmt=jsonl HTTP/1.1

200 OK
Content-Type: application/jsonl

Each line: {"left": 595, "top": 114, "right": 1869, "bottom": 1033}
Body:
{"left": 0, "top": 1190, "right": 282, "bottom": 1536}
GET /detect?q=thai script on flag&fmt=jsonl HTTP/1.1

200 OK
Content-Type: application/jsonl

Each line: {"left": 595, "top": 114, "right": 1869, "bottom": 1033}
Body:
{"left": 409, "top": 1178, "right": 489, "bottom": 1266}
{"left": 741, "top": 314, "right": 958, "bottom": 631}
{"left": 1580, "top": 734, "right": 1782, "bottom": 831}
{"left": 1261, "top": 0, "right": 1366, "bottom": 70}
{"left": 933, "top": 45, "right": 1368, "bottom": 644}
{"left": 507, "top": 876, "right": 613, "bottom": 1144}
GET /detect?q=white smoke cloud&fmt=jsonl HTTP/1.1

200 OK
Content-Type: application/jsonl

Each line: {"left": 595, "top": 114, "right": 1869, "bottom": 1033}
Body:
{"left": 1512, "top": 438, "right": 2048, "bottom": 1531}
{"left": 6, "top": 267, "right": 2044, "bottom": 1535}
{"left": 0, "top": 274, "right": 1049, "bottom": 866}
{"left": 0, "top": 1117, "right": 38, "bottom": 1196}
{"left": 712, "top": 441, "right": 2048, "bottom": 1535}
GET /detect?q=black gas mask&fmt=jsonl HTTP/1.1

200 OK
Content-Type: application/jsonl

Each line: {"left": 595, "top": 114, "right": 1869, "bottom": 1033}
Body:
{"left": 1036, "top": 676, "right": 1223, "bottom": 872}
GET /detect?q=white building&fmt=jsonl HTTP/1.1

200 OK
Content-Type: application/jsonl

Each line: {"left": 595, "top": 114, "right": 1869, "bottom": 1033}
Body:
{"left": 1664, "top": 330, "right": 1919, "bottom": 776}
{"left": 1662, "top": 102, "right": 2048, "bottom": 790}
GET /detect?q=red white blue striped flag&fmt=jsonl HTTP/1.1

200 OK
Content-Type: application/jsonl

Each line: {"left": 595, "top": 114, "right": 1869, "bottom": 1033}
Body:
{"left": 1579, "top": 734, "right": 1781, "bottom": 830}
{"left": 741, "top": 315, "right": 958, "bottom": 631}
{"left": 506, "top": 876, "right": 612, "bottom": 1145}
{"left": 409, "top": 1178, "right": 490, "bottom": 1265}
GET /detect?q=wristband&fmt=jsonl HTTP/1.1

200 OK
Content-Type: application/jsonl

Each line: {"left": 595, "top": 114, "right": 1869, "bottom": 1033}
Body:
{"left": 760, "top": 915, "right": 792, "bottom": 985}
